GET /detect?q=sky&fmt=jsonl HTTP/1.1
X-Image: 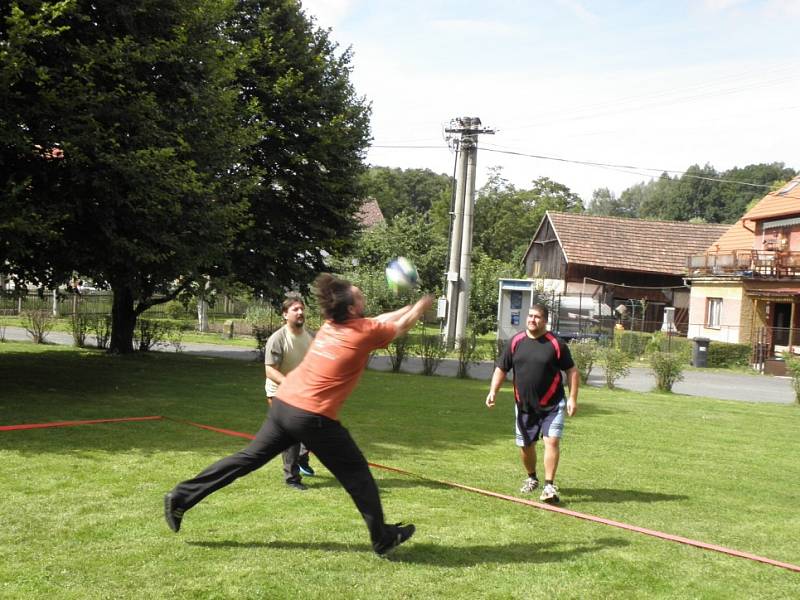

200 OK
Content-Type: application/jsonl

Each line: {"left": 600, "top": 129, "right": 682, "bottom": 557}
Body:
{"left": 299, "top": 0, "right": 799, "bottom": 203}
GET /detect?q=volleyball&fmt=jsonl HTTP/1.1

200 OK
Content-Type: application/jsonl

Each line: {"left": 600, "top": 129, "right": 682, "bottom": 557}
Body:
{"left": 385, "top": 257, "right": 419, "bottom": 291}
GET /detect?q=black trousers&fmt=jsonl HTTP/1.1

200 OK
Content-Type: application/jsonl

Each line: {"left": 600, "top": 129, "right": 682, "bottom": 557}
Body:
{"left": 171, "top": 399, "right": 391, "bottom": 549}
{"left": 280, "top": 441, "right": 306, "bottom": 484}
{"left": 267, "top": 397, "right": 309, "bottom": 484}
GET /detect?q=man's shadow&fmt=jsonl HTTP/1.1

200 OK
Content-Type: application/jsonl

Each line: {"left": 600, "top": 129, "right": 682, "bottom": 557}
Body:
{"left": 304, "top": 476, "right": 450, "bottom": 491}
{"left": 188, "top": 537, "right": 629, "bottom": 566}
{"left": 563, "top": 488, "right": 688, "bottom": 504}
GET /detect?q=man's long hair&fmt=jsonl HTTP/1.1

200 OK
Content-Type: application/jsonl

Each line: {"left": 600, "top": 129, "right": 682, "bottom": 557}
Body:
{"left": 314, "top": 273, "right": 354, "bottom": 323}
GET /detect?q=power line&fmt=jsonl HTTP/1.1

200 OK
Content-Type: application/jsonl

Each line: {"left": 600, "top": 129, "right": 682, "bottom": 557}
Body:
{"left": 368, "top": 142, "right": 798, "bottom": 195}
{"left": 479, "top": 146, "right": 781, "bottom": 189}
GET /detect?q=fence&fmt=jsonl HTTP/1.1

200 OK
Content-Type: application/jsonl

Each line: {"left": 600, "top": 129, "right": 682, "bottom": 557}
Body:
{"left": 0, "top": 290, "right": 256, "bottom": 321}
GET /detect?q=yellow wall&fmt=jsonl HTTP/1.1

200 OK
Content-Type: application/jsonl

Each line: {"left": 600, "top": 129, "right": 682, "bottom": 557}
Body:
{"left": 688, "top": 282, "right": 746, "bottom": 343}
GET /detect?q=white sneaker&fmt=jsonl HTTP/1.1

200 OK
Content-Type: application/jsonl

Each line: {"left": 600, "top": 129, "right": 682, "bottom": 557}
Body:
{"left": 540, "top": 483, "right": 560, "bottom": 504}
{"left": 520, "top": 476, "right": 539, "bottom": 493}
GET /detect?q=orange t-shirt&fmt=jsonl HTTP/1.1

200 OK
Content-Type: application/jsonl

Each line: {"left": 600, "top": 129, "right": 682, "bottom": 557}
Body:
{"left": 276, "top": 318, "right": 397, "bottom": 420}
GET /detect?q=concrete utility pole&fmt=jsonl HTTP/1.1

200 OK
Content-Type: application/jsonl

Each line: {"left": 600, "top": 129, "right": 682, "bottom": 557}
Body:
{"left": 443, "top": 117, "right": 494, "bottom": 348}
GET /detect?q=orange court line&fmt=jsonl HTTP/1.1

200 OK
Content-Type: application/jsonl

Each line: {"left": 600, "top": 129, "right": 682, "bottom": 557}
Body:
{"left": 0, "top": 415, "right": 163, "bottom": 431}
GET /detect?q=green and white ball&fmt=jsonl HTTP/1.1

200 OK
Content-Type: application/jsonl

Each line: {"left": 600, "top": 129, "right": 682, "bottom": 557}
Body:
{"left": 385, "top": 257, "right": 419, "bottom": 292}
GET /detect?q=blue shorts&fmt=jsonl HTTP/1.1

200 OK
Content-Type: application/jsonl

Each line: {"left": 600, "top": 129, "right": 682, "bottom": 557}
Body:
{"left": 515, "top": 399, "right": 566, "bottom": 447}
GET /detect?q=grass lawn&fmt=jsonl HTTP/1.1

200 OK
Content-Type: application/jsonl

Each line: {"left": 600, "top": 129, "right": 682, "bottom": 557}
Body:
{"left": 1, "top": 342, "right": 799, "bottom": 599}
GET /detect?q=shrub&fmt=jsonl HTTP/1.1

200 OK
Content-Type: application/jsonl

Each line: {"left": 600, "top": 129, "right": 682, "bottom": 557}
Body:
{"left": 650, "top": 351, "right": 685, "bottom": 392}
{"left": 600, "top": 346, "right": 631, "bottom": 389}
{"left": 70, "top": 312, "right": 91, "bottom": 347}
{"left": 613, "top": 330, "right": 650, "bottom": 359}
{"left": 165, "top": 301, "right": 191, "bottom": 320}
{"left": 707, "top": 342, "right": 751, "bottom": 368}
{"left": 418, "top": 333, "right": 447, "bottom": 376}
{"left": 253, "top": 325, "right": 278, "bottom": 360}
{"left": 456, "top": 331, "right": 480, "bottom": 378}
{"left": 90, "top": 316, "right": 112, "bottom": 349}
{"left": 166, "top": 324, "right": 190, "bottom": 353}
{"left": 570, "top": 340, "right": 597, "bottom": 384}
{"left": 22, "top": 309, "right": 54, "bottom": 343}
{"left": 134, "top": 319, "right": 174, "bottom": 351}
{"left": 386, "top": 334, "right": 410, "bottom": 373}
{"left": 782, "top": 352, "right": 800, "bottom": 404}
{"left": 244, "top": 303, "right": 275, "bottom": 328}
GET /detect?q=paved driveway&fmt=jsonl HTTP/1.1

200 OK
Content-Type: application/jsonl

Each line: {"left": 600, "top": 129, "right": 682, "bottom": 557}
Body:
{"left": 3, "top": 326, "right": 795, "bottom": 404}
{"left": 366, "top": 357, "right": 796, "bottom": 405}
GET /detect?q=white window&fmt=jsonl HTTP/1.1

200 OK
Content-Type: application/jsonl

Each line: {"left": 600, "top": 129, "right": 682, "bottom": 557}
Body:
{"left": 706, "top": 298, "right": 722, "bottom": 328}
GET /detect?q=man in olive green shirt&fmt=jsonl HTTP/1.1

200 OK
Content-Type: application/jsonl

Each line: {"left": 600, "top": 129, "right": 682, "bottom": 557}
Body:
{"left": 264, "top": 294, "right": 314, "bottom": 490}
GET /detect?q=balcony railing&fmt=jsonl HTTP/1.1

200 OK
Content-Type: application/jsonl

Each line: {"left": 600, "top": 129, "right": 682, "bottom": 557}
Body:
{"left": 687, "top": 249, "right": 800, "bottom": 278}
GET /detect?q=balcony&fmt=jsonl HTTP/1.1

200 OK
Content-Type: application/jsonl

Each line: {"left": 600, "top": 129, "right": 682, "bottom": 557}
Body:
{"left": 687, "top": 249, "right": 800, "bottom": 278}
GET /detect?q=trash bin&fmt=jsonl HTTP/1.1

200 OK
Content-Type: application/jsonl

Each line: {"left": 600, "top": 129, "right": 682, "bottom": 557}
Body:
{"left": 692, "top": 337, "right": 711, "bottom": 367}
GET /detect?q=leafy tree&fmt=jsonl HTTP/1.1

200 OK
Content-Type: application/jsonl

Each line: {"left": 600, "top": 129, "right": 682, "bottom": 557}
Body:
{"left": 715, "top": 162, "right": 796, "bottom": 222}
{"left": 587, "top": 187, "right": 624, "bottom": 217}
{"left": 617, "top": 182, "right": 648, "bottom": 218}
{"left": 2, "top": 0, "right": 250, "bottom": 352}
{"left": 473, "top": 168, "right": 583, "bottom": 262}
{"left": 529, "top": 176, "right": 584, "bottom": 213}
{"left": 360, "top": 166, "right": 453, "bottom": 222}
{"left": 330, "top": 212, "right": 448, "bottom": 296}
{"left": 629, "top": 162, "right": 796, "bottom": 224}
{"left": 1, "top": 0, "right": 370, "bottom": 352}
{"left": 225, "top": 0, "right": 371, "bottom": 299}
{"left": 469, "top": 251, "right": 521, "bottom": 334}
{"left": 632, "top": 174, "right": 678, "bottom": 221}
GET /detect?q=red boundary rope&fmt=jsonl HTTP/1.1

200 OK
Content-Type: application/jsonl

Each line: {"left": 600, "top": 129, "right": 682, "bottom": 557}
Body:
{"left": 3, "top": 415, "right": 799, "bottom": 573}
{"left": 0, "top": 416, "right": 163, "bottom": 431}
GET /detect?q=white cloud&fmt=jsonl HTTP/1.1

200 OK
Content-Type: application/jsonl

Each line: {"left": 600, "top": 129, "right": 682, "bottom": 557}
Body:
{"left": 763, "top": 0, "right": 800, "bottom": 17}
{"left": 300, "top": 0, "right": 356, "bottom": 29}
{"left": 429, "top": 18, "right": 522, "bottom": 36}
{"left": 555, "top": 0, "right": 600, "bottom": 22}
{"left": 702, "top": 0, "right": 800, "bottom": 16}
{"left": 701, "top": 0, "right": 749, "bottom": 11}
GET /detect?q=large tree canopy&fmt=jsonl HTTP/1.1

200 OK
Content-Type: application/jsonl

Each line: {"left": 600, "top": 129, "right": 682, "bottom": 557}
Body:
{"left": 0, "top": 0, "right": 370, "bottom": 352}
{"left": 473, "top": 169, "right": 584, "bottom": 262}
{"left": 359, "top": 166, "right": 453, "bottom": 222}
{"left": 621, "top": 162, "right": 796, "bottom": 223}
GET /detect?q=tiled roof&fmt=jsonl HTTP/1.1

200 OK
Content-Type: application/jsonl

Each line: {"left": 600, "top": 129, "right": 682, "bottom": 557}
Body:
{"left": 706, "top": 175, "right": 800, "bottom": 252}
{"left": 355, "top": 198, "right": 385, "bottom": 228}
{"left": 540, "top": 212, "right": 729, "bottom": 275}
{"left": 707, "top": 219, "right": 755, "bottom": 252}
{"left": 741, "top": 175, "right": 800, "bottom": 221}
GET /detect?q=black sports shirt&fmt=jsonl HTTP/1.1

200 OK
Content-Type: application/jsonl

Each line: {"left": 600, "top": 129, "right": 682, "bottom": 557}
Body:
{"left": 496, "top": 331, "right": 575, "bottom": 412}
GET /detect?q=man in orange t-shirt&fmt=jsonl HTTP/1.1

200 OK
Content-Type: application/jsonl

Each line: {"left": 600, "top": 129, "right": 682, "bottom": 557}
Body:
{"left": 165, "top": 273, "right": 433, "bottom": 557}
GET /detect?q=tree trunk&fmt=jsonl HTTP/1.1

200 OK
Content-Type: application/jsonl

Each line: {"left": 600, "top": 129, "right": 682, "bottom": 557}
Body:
{"left": 197, "top": 298, "right": 209, "bottom": 333}
{"left": 109, "top": 285, "right": 137, "bottom": 354}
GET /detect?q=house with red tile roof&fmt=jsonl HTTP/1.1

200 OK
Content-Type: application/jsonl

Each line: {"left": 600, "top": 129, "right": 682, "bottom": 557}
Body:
{"left": 687, "top": 176, "right": 800, "bottom": 365}
{"left": 515, "top": 211, "right": 727, "bottom": 335}
{"left": 355, "top": 198, "right": 385, "bottom": 229}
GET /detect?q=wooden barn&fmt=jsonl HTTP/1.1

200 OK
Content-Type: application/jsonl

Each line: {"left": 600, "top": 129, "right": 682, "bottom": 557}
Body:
{"left": 521, "top": 211, "right": 728, "bottom": 332}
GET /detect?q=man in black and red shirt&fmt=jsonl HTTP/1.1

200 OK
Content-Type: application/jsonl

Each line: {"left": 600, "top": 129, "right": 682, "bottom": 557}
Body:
{"left": 486, "top": 303, "right": 578, "bottom": 503}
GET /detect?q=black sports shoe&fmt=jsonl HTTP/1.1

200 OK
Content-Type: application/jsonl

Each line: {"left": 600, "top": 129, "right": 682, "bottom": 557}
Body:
{"left": 164, "top": 492, "right": 184, "bottom": 533}
{"left": 298, "top": 457, "right": 315, "bottom": 477}
{"left": 374, "top": 523, "right": 415, "bottom": 557}
{"left": 286, "top": 480, "right": 308, "bottom": 491}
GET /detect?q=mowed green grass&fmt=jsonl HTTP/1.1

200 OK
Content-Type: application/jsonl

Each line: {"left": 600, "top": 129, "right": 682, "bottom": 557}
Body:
{"left": 1, "top": 342, "right": 799, "bottom": 599}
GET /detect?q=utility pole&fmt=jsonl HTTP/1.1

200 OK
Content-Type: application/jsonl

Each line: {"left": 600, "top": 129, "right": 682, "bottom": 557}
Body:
{"left": 443, "top": 116, "right": 494, "bottom": 348}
